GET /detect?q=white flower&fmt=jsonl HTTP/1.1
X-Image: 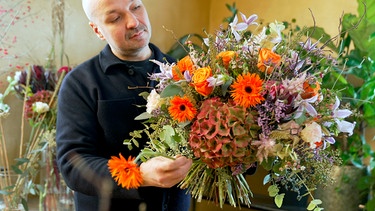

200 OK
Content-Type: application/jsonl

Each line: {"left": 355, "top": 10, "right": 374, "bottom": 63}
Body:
{"left": 0, "top": 102, "right": 10, "bottom": 117}
{"left": 207, "top": 74, "right": 225, "bottom": 87}
{"left": 300, "top": 122, "right": 322, "bottom": 148}
{"left": 146, "top": 89, "right": 161, "bottom": 114}
{"left": 268, "top": 21, "right": 285, "bottom": 44}
{"left": 331, "top": 96, "right": 356, "bottom": 135}
{"left": 33, "top": 102, "right": 50, "bottom": 114}
{"left": 14, "top": 71, "right": 22, "bottom": 82}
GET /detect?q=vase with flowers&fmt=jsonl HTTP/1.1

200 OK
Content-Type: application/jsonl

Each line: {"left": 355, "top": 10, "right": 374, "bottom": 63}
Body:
{"left": 0, "top": 64, "right": 70, "bottom": 210}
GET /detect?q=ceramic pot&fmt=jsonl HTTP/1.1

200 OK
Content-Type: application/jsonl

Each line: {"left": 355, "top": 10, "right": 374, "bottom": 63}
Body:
{"left": 314, "top": 165, "right": 367, "bottom": 211}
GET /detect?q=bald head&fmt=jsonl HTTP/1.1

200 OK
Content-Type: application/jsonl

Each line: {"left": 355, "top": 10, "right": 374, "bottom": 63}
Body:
{"left": 80, "top": 0, "right": 152, "bottom": 61}
{"left": 82, "top": 0, "right": 96, "bottom": 21}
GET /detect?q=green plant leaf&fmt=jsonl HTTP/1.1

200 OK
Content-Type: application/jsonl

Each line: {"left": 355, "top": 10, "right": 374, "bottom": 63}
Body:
{"left": 274, "top": 193, "right": 285, "bottom": 208}
{"left": 307, "top": 201, "right": 317, "bottom": 210}
{"left": 306, "top": 26, "right": 337, "bottom": 51}
{"left": 134, "top": 112, "right": 152, "bottom": 120}
{"left": 160, "top": 84, "right": 183, "bottom": 98}
{"left": 267, "top": 184, "right": 279, "bottom": 197}
{"left": 307, "top": 199, "right": 322, "bottom": 210}
{"left": 160, "top": 125, "right": 177, "bottom": 148}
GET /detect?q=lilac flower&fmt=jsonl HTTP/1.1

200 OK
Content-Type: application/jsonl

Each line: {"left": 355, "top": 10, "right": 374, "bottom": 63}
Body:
{"left": 149, "top": 59, "right": 174, "bottom": 80}
{"left": 300, "top": 38, "right": 319, "bottom": 52}
{"left": 286, "top": 50, "right": 305, "bottom": 73}
{"left": 240, "top": 12, "right": 258, "bottom": 26}
{"left": 294, "top": 95, "right": 318, "bottom": 119}
{"left": 229, "top": 15, "right": 248, "bottom": 41}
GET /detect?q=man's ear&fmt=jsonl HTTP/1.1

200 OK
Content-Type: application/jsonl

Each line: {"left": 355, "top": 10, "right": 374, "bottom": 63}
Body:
{"left": 89, "top": 22, "right": 105, "bottom": 40}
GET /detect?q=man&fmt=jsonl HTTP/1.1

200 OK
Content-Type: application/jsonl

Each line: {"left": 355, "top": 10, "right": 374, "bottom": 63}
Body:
{"left": 56, "top": 0, "right": 192, "bottom": 210}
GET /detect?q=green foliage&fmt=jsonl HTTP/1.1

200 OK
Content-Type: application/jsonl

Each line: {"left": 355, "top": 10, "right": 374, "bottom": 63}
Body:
{"left": 314, "top": 0, "right": 375, "bottom": 209}
{"left": 166, "top": 3, "right": 238, "bottom": 60}
{"left": 166, "top": 33, "right": 206, "bottom": 60}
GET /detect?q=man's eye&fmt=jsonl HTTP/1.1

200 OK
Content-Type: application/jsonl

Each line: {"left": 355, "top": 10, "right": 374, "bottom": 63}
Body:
{"left": 111, "top": 16, "right": 120, "bottom": 22}
{"left": 132, "top": 5, "right": 141, "bottom": 11}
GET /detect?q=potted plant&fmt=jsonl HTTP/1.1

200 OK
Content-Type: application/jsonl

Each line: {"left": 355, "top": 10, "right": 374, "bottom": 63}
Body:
{"left": 314, "top": 0, "right": 375, "bottom": 210}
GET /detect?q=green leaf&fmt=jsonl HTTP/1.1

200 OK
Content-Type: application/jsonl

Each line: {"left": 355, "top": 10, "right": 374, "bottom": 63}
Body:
{"left": 274, "top": 193, "right": 285, "bottom": 208}
{"left": 134, "top": 112, "right": 152, "bottom": 120}
{"left": 138, "top": 91, "right": 150, "bottom": 100}
{"left": 306, "top": 26, "right": 337, "bottom": 51}
{"left": 160, "top": 125, "right": 176, "bottom": 147}
{"left": 21, "top": 197, "right": 29, "bottom": 211}
{"left": 160, "top": 84, "right": 183, "bottom": 98}
{"left": 267, "top": 184, "right": 279, "bottom": 197}
{"left": 260, "top": 158, "right": 274, "bottom": 171}
{"left": 307, "top": 199, "right": 322, "bottom": 210}
{"left": 307, "top": 201, "right": 317, "bottom": 210}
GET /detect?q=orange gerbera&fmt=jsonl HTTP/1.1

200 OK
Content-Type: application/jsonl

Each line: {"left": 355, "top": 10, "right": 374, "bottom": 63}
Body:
{"left": 168, "top": 96, "right": 197, "bottom": 122}
{"left": 108, "top": 154, "right": 142, "bottom": 190}
{"left": 230, "top": 73, "right": 265, "bottom": 108}
{"left": 172, "top": 55, "right": 195, "bottom": 81}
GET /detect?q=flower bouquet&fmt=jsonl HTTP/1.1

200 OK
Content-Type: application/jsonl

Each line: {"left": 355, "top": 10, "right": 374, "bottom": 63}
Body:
{"left": 108, "top": 12, "right": 355, "bottom": 210}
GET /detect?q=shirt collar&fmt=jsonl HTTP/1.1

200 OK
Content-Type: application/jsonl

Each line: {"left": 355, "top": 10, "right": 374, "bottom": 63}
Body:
{"left": 98, "top": 45, "right": 128, "bottom": 73}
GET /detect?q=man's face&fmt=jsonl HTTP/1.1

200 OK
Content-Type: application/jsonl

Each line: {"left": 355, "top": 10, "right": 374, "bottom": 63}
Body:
{"left": 88, "top": 0, "right": 152, "bottom": 60}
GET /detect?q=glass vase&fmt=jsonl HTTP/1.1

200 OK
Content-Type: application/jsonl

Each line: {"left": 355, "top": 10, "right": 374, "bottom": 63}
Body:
{"left": 0, "top": 170, "right": 27, "bottom": 211}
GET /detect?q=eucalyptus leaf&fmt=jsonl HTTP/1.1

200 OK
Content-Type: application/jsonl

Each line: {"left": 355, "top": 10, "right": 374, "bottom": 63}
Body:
{"left": 134, "top": 112, "right": 152, "bottom": 120}
{"left": 160, "top": 125, "right": 176, "bottom": 147}
{"left": 160, "top": 84, "right": 183, "bottom": 98}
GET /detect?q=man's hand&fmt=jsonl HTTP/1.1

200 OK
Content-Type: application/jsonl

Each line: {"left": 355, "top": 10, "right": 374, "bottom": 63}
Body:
{"left": 140, "top": 155, "right": 192, "bottom": 188}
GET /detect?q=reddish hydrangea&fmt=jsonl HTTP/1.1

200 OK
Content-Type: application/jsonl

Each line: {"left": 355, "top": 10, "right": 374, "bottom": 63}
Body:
{"left": 188, "top": 97, "right": 259, "bottom": 171}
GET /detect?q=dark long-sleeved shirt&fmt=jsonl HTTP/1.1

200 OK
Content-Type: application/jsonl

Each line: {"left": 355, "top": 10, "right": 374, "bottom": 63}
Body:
{"left": 56, "top": 44, "right": 190, "bottom": 211}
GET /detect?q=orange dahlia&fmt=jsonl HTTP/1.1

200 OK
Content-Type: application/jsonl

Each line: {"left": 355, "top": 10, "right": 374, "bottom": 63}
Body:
{"left": 108, "top": 154, "right": 142, "bottom": 189}
{"left": 168, "top": 96, "right": 197, "bottom": 122}
{"left": 230, "top": 73, "right": 265, "bottom": 108}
